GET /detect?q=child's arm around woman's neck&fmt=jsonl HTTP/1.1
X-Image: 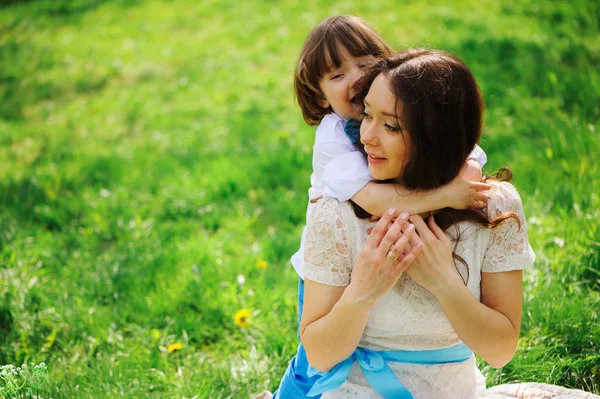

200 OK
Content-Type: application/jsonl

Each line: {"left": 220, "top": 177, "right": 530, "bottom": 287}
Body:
{"left": 352, "top": 160, "right": 490, "bottom": 217}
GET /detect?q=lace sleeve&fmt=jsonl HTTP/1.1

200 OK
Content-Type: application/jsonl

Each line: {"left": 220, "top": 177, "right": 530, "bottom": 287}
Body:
{"left": 483, "top": 182, "right": 536, "bottom": 273}
{"left": 302, "top": 198, "right": 354, "bottom": 286}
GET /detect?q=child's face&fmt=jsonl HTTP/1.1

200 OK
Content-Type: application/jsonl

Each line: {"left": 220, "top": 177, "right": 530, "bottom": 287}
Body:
{"left": 318, "top": 46, "right": 376, "bottom": 121}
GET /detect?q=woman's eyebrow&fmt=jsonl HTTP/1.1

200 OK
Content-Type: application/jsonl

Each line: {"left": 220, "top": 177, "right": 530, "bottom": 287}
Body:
{"left": 364, "top": 100, "right": 396, "bottom": 118}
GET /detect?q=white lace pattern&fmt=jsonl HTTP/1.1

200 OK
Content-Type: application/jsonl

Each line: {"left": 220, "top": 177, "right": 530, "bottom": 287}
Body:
{"left": 302, "top": 181, "right": 536, "bottom": 399}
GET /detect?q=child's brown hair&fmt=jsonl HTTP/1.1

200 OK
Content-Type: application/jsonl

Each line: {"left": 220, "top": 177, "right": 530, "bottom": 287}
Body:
{"left": 294, "top": 16, "right": 392, "bottom": 126}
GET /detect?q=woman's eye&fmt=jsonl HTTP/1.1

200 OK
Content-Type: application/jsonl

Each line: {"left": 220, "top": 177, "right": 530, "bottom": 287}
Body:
{"left": 385, "top": 124, "right": 401, "bottom": 132}
{"left": 362, "top": 111, "right": 372, "bottom": 120}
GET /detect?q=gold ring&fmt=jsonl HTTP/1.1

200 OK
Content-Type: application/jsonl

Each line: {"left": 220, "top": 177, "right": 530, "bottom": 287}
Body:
{"left": 387, "top": 251, "right": 399, "bottom": 261}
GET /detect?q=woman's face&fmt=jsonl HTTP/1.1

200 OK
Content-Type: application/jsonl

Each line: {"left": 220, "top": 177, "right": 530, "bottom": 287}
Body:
{"left": 360, "top": 73, "right": 410, "bottom": 181}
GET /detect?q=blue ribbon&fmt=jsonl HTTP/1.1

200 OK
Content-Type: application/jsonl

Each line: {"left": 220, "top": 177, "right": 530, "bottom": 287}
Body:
{"left": 307, "top": 343, "right": 473, "bottom": 399}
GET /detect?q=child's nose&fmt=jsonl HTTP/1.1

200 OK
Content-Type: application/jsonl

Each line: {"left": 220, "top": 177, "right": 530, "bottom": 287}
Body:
{"left": 349, "top": 66, "right": 362, "bottom": 82}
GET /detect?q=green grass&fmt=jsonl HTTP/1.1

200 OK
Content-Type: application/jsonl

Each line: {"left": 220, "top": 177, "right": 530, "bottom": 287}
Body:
{"left": 0, "top": 0, "right": 599, "bottom": 397}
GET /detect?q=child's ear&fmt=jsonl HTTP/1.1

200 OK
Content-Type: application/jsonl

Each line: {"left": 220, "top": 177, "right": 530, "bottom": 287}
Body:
{"left": 318, "top": 97, "right": 330, "bottom": 109}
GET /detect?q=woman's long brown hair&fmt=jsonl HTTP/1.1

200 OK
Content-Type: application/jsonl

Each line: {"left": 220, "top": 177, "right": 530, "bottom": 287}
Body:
{"left": 352, "top": 49, "right": 520, "bottom": 282}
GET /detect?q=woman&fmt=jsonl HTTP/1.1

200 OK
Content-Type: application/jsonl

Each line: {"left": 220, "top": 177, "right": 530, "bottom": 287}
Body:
{"left": 299, "top": 49, "right": 534, "bottom": 398}
{"left": 257, "top": 49, "right": 597, "bottom": 399}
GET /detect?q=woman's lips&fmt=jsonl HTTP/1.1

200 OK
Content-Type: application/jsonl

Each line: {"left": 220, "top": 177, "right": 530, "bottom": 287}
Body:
{"left": 367, "top": 154, "right": 386, "bottom": 164}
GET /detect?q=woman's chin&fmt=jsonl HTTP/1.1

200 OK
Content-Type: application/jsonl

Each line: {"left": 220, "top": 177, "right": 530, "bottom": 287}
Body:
{"left": 368, "top": 168, "right": 394, "bottom": 181}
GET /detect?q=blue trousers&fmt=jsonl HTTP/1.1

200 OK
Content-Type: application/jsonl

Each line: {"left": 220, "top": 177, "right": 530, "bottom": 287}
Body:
{"left": 272, "top": 278, "right": 322, "bottom": 398}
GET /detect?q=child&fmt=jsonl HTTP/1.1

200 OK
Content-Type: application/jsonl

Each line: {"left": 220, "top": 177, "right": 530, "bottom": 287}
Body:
{"left": 257, "top": 16, "right": 490, "bottom": 399}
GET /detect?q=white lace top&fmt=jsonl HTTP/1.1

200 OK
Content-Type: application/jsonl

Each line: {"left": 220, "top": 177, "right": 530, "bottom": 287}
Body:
{"left": 302, "top": 181, "right": 536, "bottom": 399}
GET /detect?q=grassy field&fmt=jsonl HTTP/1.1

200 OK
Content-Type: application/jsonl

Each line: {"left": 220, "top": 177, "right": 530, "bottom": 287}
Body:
{"left": 0, "top": 0, "right": 599, "bottom": 397}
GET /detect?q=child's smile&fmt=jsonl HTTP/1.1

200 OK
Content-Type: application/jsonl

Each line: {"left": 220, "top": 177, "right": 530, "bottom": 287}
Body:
{"left": 318, "top": 46, "right": 375, "bottom": 121}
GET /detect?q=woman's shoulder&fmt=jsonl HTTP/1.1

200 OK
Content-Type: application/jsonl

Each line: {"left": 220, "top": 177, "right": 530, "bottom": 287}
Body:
{"left": 311, "top": 197, "right": 357, "bottom": 223}
{"left": 486, "top": 180, "right": 525, "bottom": 217}
{"left": 309, "top": 198, "right": 364, "bottom": 243}
{"left": 303, "top": 198, "right": 358, "bottom": 286}
{"left": 481, "top": 180, "right": 536, "bottom": 271}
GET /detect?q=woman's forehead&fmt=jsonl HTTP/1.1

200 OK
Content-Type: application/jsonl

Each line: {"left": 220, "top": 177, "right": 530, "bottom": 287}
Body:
{"left": 366, "top": 74, "right": 398, "bottom": 114}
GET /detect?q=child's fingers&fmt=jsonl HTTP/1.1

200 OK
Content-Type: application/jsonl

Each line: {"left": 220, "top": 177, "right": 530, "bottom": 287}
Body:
{"left": 379, "top": 213, "right": 409, "bottom": 254}
{"left": 475, "top": 192, "right": 490, "bottom": 203}
{"left": 471, "top": 200, "right": 487, "bottom": 209}
{"left": 470, "top": 181, "right": 492, "bottom": 192}
{"left": 366, "top": 208, "right": 396, "bottom": 249}
{"left": 471, "top": 191, "right": 490, "bottom": 209}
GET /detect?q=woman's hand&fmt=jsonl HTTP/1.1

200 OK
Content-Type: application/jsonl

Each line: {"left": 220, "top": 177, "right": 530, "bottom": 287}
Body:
{"left": 403, "top": 216, "right": 524, "bottom": 368}
{"left": 346, "top": 209, "right": 423, "bottom": 306}
{"left": 403, "top": 214, "right": 464, "bottom": 296}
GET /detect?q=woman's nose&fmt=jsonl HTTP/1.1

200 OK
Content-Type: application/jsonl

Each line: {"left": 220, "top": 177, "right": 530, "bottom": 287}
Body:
{"left": 360, "top": 121, "right": 376, "bottom": 146}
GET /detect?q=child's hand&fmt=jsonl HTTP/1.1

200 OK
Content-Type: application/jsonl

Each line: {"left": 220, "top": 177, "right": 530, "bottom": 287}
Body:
{"left": 444, "top": 161, "right": 491, "bottom": 209}
{"left": 462, "top": 158, "right": 483, "bottom": 182}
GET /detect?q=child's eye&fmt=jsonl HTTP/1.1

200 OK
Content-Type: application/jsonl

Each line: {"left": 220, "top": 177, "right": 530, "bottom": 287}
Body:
{"left": 330, "top": 74, "right": 343, "bottom": 80}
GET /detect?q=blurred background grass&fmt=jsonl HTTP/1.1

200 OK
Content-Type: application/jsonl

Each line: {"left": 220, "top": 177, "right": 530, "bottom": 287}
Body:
{"left": 0, "top": 0, "right": 598, "bottom": 397}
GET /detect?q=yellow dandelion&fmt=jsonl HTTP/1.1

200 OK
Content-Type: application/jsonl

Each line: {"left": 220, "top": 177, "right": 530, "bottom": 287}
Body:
{"left": 255, "top": 259, "right": 268, "bottom": 269}
{"left": 234, "top": 308, "right": 251, "bottom": 328}
{"left": 167, "top": 343, "right": 183, "bottom": 353}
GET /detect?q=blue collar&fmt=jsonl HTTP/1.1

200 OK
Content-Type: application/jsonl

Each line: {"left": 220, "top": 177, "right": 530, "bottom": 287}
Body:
{"left": 344, "top": 119, "right": 361, "bottom": 144}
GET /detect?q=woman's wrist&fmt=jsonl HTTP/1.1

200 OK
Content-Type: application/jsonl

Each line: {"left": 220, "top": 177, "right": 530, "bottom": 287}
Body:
{"left": 342, "top": 281, "right": 380, "bottom": 309}
{"left": 429, "top": 267, "right": 466, "bottom": 299}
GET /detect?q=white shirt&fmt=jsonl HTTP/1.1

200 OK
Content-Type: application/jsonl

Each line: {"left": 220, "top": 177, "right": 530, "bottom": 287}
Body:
{"left": 291, "top": 113, "right": 488, "bottom": 278}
